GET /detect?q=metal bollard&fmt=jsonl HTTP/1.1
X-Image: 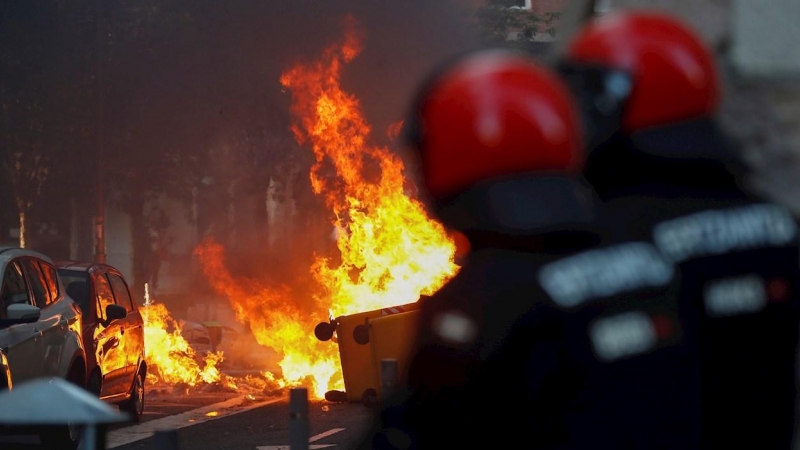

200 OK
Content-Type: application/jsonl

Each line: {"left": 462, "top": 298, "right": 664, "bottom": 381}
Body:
{"left": 153, "top": 428, "right": 179, "bottom": 450}
{"left": 78, "top": 424, "right": 97, "bottom": 450}
{"left": 289, "top": 388, "right": 309, "bottom": 450}
{"left": 381, "top": 358, "right": 398, "bottom": 400}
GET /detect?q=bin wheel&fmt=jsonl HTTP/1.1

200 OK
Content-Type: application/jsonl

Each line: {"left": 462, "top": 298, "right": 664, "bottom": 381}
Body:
{"left": 353, "top": 324, "right": 370, "bottom": 345}
{"left": 362, "top": 388, "right": 378, "bottom": 408}
{"left": 315, "top": 322, "right": 335, "bottom": 341}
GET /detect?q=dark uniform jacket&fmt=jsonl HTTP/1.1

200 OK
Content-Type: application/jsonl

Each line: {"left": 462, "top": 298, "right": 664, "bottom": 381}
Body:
{"left": 585, "top": 120, "right": 800, "bottom": 449}
{"left": 360, "top": 175, "right": 704, "bottom": 449}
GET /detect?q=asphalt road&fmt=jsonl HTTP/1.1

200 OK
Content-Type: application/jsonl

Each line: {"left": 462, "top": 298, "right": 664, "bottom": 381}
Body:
{"left": 0, "top": 385, "right": 376, "bottom": 450}
{"left": 111, "top": 398, "right": 374, "bottom": 450}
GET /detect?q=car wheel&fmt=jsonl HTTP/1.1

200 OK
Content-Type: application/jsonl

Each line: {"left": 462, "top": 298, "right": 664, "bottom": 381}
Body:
{"left": 362, "top": 388, "right": 378, "bottom": 408}
{"left": 39, "top": 364, "right": 85, "bottom": 450}
{"left": 87, "top": 370, "right": 102, "bottom": 397}
{"left": 39, "top": 423, "right": 83, "bottom": 450}
{"left": 120, "top": 368, "right": 145, "bottom": 423}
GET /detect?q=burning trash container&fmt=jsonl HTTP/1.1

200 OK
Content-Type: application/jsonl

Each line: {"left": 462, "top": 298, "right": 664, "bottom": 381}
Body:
{"left": 315, "top": 301, "right": 421, "bottom": 404}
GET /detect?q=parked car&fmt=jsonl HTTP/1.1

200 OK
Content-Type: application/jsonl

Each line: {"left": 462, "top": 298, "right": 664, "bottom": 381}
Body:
{"left": 0, "top": 246, "right": 87, "bottom": 448}
{"left": 56, "top": 260, "right": 147, "bottom": 423}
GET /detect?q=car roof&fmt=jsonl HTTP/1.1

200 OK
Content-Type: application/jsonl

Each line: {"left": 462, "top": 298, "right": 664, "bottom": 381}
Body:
{"left": 55, "top": 260, "right": 122, "bottom": 275}
{"left": 0, "top": 246, "right": 56, "bottom": 264}
{"left": 55, "top": 260, "right": 94, "bottom": 272}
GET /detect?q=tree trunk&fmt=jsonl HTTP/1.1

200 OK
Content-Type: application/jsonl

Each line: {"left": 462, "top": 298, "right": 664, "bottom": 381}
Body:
{"left": 76, "top": 198, "right": 95, "bottom": 262}
{"left": 266, "top": 177, "right": 278, "bottom": 250}
{"left": 18, "top": 211, "right": 26, "bottom": 248}
{"left": 70, "top": 198, "right": 79, "bottom": 259}
{"left": 128, "top": 196, "right": 147, "bottom": 302}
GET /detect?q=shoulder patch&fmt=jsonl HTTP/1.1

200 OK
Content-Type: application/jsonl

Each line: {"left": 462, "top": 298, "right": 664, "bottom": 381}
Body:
{"left": 703, "top": 274, "right": 767, "bottom": 318}
{"left": 589, "top": 311, "right": 658, "bottom": 362}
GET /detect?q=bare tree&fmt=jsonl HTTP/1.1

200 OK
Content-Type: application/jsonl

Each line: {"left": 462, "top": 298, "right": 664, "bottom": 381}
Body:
{"left": 0, "top": 97, "right": 50, "bottom": 248}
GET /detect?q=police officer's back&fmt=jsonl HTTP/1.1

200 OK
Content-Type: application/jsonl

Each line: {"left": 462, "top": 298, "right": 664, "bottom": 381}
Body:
{"left": 361, "top": 49, "right": 703, "bottom": 449}
{"left": 559, "top": 11, "right": 800, "bottom": 448}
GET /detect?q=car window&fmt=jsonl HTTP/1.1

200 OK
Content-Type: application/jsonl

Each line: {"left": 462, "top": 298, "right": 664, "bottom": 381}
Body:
{"left": 0, "top": 261, "right": 30, "bottom": 320}
{"left": 39, "top": 262, "right": 59, "bottom": 304}
{"left": 108, "top": 274, "right": 135, "bottom": 313}
{"left": 20, "top": 259, "right": 50, "bottom": 309}
{"left": 95, "top": 274, "right": 117, "bottom": 322}
{"left": 58, "top": 270, "right": 90, "bottom": 314}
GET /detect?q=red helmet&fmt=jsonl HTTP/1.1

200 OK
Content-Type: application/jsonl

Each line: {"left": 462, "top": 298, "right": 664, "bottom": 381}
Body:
{"left": 564, "top": 11, "right": 720, "bottom": 133}
{"left": 406, "top": 50, "right": 584, "bottom": 202}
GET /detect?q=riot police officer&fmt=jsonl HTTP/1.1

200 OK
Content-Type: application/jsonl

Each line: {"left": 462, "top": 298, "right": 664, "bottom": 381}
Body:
{"left": 558, "top": 10, "right": 800, "bottom": 449}
{"left": 359, "top": 48, "right": 704, "bottom": 449}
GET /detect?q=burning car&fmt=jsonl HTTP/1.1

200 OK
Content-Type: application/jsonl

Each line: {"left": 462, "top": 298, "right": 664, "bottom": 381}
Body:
{"left": 56, "top": 261, "right": 147, "bottom": 423}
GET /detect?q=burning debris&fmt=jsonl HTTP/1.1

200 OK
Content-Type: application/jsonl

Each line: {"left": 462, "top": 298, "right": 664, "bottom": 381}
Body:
{"left": 141, "top": 300, "right": 230, "bottom": 388}
{"left": 139, "top": 283, "right": 237, "bottom": 391}
{"left": 141, "top": 294, "right": 297, "bottom": 397}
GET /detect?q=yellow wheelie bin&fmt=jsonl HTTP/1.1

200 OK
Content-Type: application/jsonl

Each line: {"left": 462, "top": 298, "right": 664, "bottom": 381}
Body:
{"left": 367, "top": 309, "right": 421, "bottom": 401}
{"left": 314, "top": 301, "right": 420, "bottom": 404}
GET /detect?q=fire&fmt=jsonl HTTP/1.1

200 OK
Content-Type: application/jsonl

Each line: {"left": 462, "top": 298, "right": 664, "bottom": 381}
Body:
{"left": 141, "top": 301, "right": 226, "bottom": 387}
{"left": 195, "top": 240, "right": 338, "bottom": 398}
{"left": 194, "top": 15, "right": 459, "bottom": 400}
{"left": 280, "top": 15, "right": 459, "bottom": 316}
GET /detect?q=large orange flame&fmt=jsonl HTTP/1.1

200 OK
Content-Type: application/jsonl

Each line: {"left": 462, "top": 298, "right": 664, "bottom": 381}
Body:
{"left": 194, "top": 15, "right": 459, "bottom": 399}
{"left": 194, "top": 240, "right": 338, "bottom": 398}
{"left": 280, "top": 15, "right": 459, "bottom": 316}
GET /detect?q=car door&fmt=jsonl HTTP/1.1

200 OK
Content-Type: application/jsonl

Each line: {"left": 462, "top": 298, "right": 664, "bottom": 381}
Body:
{"left": 0, "top": 260, "right": 42, "bottom": 383}
{"left": 108, "top": 272, "right": 141, "bottom": 388}
{"left": 93, "top": 272, "right": 128, "bottom": 396}
{"left": 38, "top": 260, "right": 81, "bottom": 379}
{"left": 19, "top": 258, "right": 66, "bottom": 378}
